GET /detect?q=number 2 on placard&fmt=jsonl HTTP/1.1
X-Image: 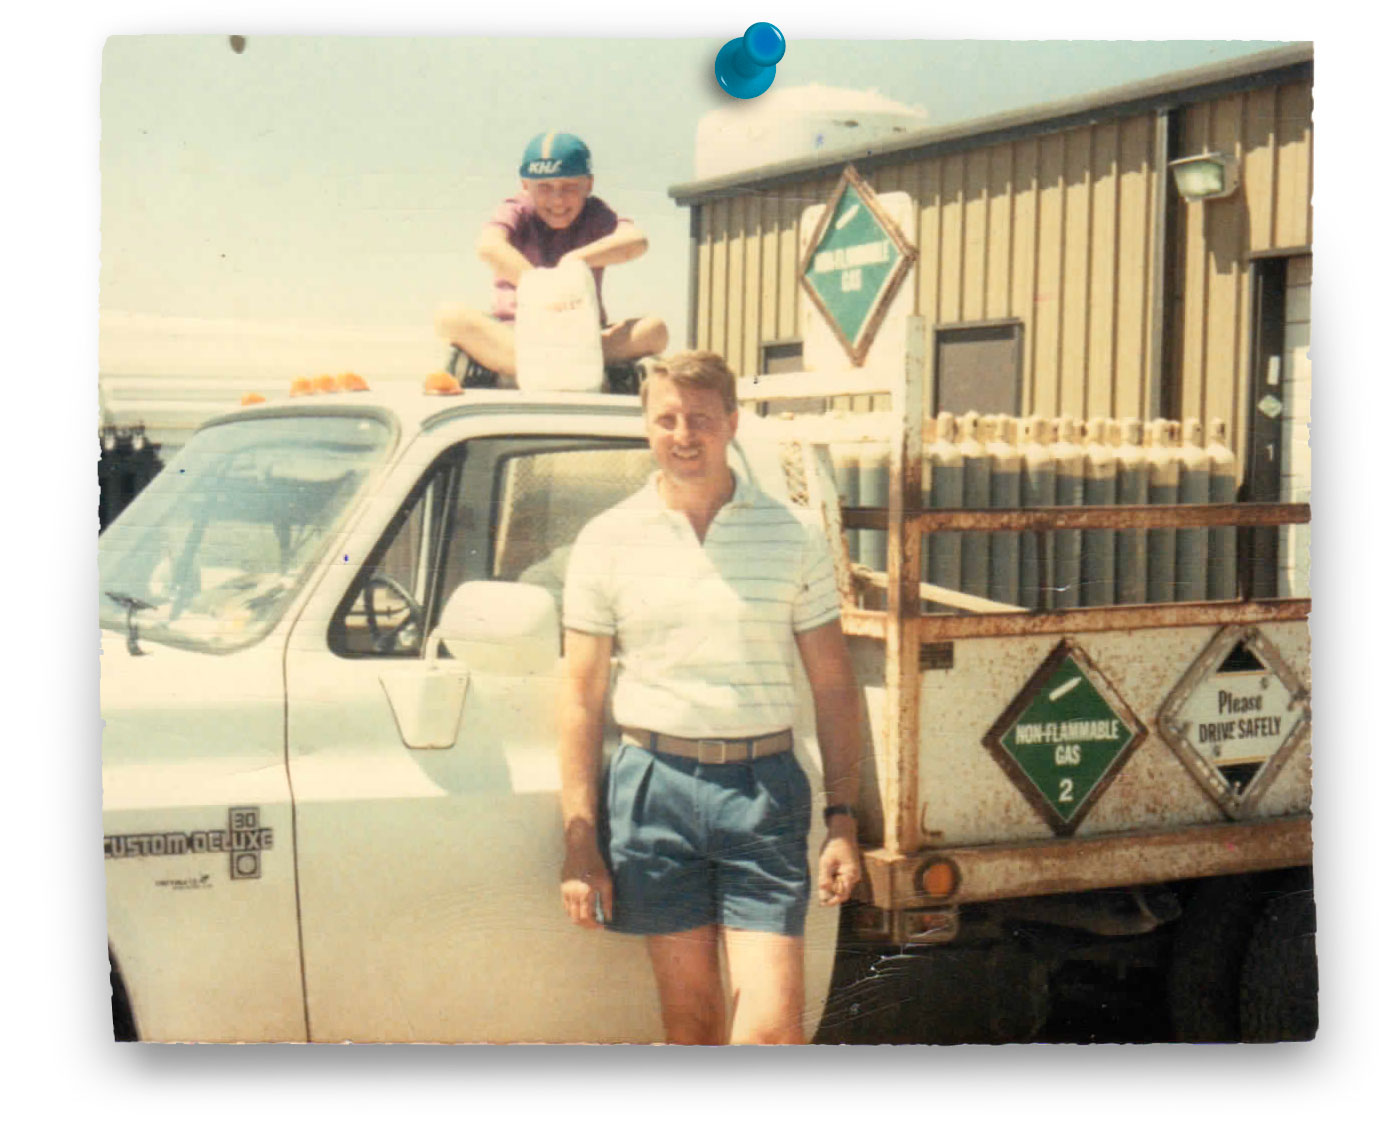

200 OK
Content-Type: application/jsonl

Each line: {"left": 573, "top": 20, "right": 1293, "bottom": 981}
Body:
{"left": 1059, "top": 778, "right": 1075, "bottom": 803}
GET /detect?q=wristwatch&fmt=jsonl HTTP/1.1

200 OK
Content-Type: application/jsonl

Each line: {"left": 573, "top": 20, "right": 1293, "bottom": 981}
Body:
{"left": 822, "top": 803, "right": 856, "bottom": 824}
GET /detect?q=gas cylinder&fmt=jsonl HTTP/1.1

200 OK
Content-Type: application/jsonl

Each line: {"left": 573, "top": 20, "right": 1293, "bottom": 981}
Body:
{"left": 1081, "top": 417, "right": 1117, "bottom": 607}
{"left": 1019, "top": 416, "right": 1055, "bottom": 610}
{"left": 828, "top": 418, "right": 861, "bottom": 573}
{"left": 1206, "top": 417, "right": 1239, "bottom": 599}
{"left": 1145, "top": 419, "right": 1181, "bottom": 603}
{"left": 1175, "top": 417, "right": 1211, "bottom": 601}
{"left": 985, "top": 415, "right": 1021, "bottom": 607}
{"left": 1050, "top": 416, "right": 1085, "bottom": 609}
{"left": 1114, "top": 417, "right": 1148, "bottom": 604}
{"left": 856, "top": 435, "right": 891, "bottom": 573}
{"left": 958, "top": 412, "right": 991, "bottom": 600}
{"left": 926, "top": 411, "right": 964, "bottom": 598}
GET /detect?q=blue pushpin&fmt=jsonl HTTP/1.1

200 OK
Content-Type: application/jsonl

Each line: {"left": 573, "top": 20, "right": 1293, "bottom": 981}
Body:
{"left": 714, "top": 22, "right": 785, "bottom": 99}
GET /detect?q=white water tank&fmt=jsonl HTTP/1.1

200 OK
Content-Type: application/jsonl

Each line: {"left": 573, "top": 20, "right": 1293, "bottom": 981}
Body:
{"left": 694, "top": 85, "right": 929, "bottom": 182}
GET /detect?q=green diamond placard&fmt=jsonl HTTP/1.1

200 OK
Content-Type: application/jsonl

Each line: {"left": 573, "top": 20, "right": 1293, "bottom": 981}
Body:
{"left": 800, "top": 165, "right": 916, "bottom": 367}
{"left": 982, "top": 640, "right": 1148, "bottom": 836}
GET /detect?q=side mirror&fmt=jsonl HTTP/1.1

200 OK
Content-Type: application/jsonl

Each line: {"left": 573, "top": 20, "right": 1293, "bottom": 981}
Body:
{"left": 431, "top": 581, "right": 560, "bottom": 676}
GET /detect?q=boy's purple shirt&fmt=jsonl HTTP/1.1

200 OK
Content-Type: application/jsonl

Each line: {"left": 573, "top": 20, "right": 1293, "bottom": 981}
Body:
{"left": 488, "top": 194, "right": 628, "bottom": 324}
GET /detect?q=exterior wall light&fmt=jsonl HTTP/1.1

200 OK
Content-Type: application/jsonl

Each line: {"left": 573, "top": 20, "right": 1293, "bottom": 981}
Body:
{"left": 1168, "top": 152, "right": 1239, "bottom": 202}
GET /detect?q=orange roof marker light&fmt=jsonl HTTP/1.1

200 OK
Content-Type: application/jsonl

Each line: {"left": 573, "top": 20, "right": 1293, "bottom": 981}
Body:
{"left": 338, "top": 372, "right": 370, "bottom": 392}
{"left": 290, "top": 377, "right": 315, "bottom": 397}
{"left": 424, "top": 370, "right": 463, "bottom": 396}
{"left": 313, "top": 374, "right": 339, "bottom": 393}
{"left": 240, "top": 392, "right": 268, "bottom": 406}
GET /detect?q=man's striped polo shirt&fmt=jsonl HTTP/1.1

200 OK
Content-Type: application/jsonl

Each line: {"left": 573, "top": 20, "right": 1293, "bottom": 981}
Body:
{"left": 563, "top": 469, "right": 841, "bottom": 740}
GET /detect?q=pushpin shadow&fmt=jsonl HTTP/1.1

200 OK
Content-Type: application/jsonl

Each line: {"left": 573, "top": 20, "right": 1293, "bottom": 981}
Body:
{"left": 714, "top": 22, "right": 785, "bottom": 99}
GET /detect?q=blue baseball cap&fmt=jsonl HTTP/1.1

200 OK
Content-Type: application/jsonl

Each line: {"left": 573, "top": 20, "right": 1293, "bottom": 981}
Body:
{"left": 519, "top": 132, "right": 592, "bottom": 179}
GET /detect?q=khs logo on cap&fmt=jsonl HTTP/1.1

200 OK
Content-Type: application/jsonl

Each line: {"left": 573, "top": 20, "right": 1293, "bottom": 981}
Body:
{"left": 526, "top": 159, "right": 563, "bottom": 175}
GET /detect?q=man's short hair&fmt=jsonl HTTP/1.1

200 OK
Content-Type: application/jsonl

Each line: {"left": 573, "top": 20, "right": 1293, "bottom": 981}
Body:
{"left": 642, "top": 351, "right": 738, "bottom": 414}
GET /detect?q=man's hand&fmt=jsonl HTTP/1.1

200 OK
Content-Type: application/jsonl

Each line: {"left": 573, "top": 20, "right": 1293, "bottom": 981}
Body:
{"left": 561, "top": 840, "right": 613, "bottom": 928}
{"left": 817, "top": 818, "right": 862, "bottom": 906}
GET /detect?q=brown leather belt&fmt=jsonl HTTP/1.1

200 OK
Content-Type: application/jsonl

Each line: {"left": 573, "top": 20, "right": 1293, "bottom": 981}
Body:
{"left": 621, "top": 727, "right": 794, "bottom": 765}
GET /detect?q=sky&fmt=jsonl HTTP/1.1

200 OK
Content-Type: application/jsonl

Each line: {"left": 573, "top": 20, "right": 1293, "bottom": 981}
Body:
{"left": 99, "top": 35, "right": 1292, "bottom": 382}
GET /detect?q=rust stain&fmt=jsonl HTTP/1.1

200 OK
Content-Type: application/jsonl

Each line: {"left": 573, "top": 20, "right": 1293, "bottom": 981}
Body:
{"left": 861, "top": 818, "right": 1311, "bottom": 909}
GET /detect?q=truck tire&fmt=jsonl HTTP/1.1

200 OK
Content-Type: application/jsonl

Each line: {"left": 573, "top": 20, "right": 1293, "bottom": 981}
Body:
{"left": 818, "top": 945, "right": 1049, "bottom": 1044}
{"left": 110, "top": 948, "right": 138, "bottom": 1042}
{"left": 1166, "top": 875, "right": 1259, "bottom": 1042}
{"left": 1239, "top": 882, "right": 1318, "bottom": 1042}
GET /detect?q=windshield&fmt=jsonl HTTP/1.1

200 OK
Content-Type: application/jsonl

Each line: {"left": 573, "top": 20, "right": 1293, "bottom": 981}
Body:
{"left": 99, "top": 413, "right": 395, "bottom": 653}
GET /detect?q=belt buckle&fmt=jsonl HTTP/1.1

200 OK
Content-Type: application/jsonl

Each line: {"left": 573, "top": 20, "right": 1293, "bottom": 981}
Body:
{"left": 698, "top": 739, "right": 729, "bottom": 765}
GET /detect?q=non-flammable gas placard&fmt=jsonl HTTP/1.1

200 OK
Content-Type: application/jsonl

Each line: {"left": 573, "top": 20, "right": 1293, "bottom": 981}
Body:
{"left": 983, "top": 640, "right": 1147, "bottom": 835}
{"left": 799, "top": 165, "right": 916, "bottom": 367}
{"left": 1158, "top": 626, "right": 1310, "bottom": 818}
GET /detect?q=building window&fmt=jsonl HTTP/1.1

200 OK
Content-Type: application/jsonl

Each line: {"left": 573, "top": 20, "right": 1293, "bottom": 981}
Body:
{"left": 760, "top": 339, "right": 804, "bottom": 375}
{"left": 933, "top": 322, "right": 1023, "bottom": 416}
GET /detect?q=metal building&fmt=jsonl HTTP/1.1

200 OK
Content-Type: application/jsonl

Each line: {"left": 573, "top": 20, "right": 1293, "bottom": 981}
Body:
{"left": 669, "top": 45, "right": 1312, "bottom": 594}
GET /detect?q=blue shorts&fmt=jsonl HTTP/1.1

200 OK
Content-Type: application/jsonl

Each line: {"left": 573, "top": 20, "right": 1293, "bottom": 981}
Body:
{"left": 600, "top": 743, "right": 812, "bottom": 938}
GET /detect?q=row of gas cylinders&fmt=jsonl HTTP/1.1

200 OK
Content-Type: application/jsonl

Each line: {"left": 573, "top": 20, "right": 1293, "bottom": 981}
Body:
{"left": 822, "top": 411, "right": 1240, "bottom": 609}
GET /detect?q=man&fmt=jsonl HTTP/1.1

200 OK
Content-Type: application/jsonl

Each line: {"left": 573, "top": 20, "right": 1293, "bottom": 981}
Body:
{"left": 558, "top": 350, "right": 862, "bottom": 1045}
{"left": 434, "top": 131, "right": 668, "bottom": 391}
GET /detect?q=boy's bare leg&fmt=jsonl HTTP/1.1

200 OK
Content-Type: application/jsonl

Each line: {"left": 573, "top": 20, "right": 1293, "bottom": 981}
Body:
{"left": 601, "top": 316, "right": 669, "bottom": 363}
{"left": 723, "top": 929, "right": 806, "bottom": 1045}
{"left": 645, "top": 925, "right": 727, "bottom": 1045}
{"left": 434, "top": 304, "right": 517, "bottom": 375}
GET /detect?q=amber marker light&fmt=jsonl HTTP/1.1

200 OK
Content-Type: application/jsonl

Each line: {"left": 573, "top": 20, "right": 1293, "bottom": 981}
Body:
{"left": 424, "top": 370, "right": 463, "bottom": 395}
{"left": 338, "top": 372, "right": 369, "bottom": 392}
{"left": 313, "top": 374, "right": 339, "bottom": 393}
{"left": 289, "top": 377, "right": 314, "bottom": 397}
{"left": 240, "top": 392, "right": 267, "bottom": 406}
{"left": 917, "top": 858, "right": 960, "bottom": 901}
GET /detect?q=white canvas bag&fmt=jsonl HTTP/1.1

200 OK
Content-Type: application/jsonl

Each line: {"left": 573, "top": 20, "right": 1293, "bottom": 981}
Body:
{"left": 513, "top": 259, "right": 605, "bottom": 392}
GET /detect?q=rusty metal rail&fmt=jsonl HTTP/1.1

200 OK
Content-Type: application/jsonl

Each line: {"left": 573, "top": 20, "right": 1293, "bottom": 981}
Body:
{"left": 842, "top": 597, "right": 1311, "bottom": 641}
{"left": 858, "top": 816, "right": 1313, "bottom": 910}
{"left": 843, "top": 501, "right": 1311, "bottom": 532}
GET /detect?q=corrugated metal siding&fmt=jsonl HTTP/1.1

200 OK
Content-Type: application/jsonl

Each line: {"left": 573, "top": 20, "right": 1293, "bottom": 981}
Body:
{"left": 689, "top": 75, "right": 1312, "bottom": 451}
{"left": 1176, "top": 80, "right": 1314, "bottom": 447}
{"left": 692, "top": 117, "right": 1162, "bottom": 422}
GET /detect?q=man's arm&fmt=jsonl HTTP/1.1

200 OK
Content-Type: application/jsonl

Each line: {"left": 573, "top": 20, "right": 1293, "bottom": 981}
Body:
{"left": 794, "top": 618, "right": 863, "bottom": 906}
{"left": 477, "top": 223, "right": 535, "bottom": 286}
{"left": 559, "top": 221, "right": 649, "bottom": 270}
{"left": 558, "top": 627, "right": 615, "bottom": 928}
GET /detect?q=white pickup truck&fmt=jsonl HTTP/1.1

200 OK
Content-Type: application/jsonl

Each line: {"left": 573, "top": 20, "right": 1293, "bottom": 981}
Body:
{"left": 100, "top": 384, "right": 843, "bottom": 1043}
{"left": 100, "top": 362, "right": 1314, "bottom": 1044}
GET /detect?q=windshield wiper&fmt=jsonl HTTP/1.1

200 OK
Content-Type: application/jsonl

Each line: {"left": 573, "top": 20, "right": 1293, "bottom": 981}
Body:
{"left": 105, "top": 592, "right": 156, "bottom": 656}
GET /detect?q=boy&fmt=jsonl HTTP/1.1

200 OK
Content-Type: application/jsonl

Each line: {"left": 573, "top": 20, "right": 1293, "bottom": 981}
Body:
{"left": 434, "top": 132, "right": 668, "bottom": 392}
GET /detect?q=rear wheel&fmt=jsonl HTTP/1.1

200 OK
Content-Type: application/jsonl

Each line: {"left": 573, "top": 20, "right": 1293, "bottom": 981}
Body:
{"left": 109, "top": 948, "right": 137, "bottom": 1042}
{"left": 818, "top": 943, "right": 1049, "bottom": 1045}
{"left": 1166, "top": 875, "right": 1260, "bottom": 1042}
{"left": 1240, "top": 877, "right": 1318, "bottom": 1042}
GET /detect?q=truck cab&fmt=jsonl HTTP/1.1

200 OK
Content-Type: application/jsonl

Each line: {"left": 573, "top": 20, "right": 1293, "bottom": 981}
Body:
{"left": 99, "top": 385, "right": 839, "bottom": 1042}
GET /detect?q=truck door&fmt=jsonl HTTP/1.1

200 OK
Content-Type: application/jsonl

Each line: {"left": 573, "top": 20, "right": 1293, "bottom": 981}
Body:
{"left": 284, "top": 429, "right": 666, "bottom": 1043}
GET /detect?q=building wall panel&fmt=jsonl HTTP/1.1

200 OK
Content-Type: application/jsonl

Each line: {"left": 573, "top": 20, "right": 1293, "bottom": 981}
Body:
{"left": 1088, "top": 123, "right": 1121, "bottom": 418}
{"left": 1176, "top": 78, "right": 1312, "bottom": 452}
{"left": 1059, "top": 127, "right": 1098, "bottom": 419}
{"left": 707, "top": 197, "right": 730, "bottom": 362}
{"left": 687, "top": 69, "right": 1309, "bottom": 464}
{"left": 1010, "top": 138, "right": 1041, "bottom": 418}
{"left": 758, "top": 188, "right": 779, "bottom": 351}
{"left": 1274, "top": 82, "right": 1314, "bottom": 250}
{"left": 962, "top": 148, "right": 991, "bottom": 324}
{"left": 1115, "top": 115, "right": 1153, "bottom": 420}
{"left": 1033, "top": 132, "right": 1067, "bottom": 416}
{"left": 740, "top": 195, "right": 762, "bottom": 375}
{"left": 940, "top": 153, "right": 967, "bottom": 327}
